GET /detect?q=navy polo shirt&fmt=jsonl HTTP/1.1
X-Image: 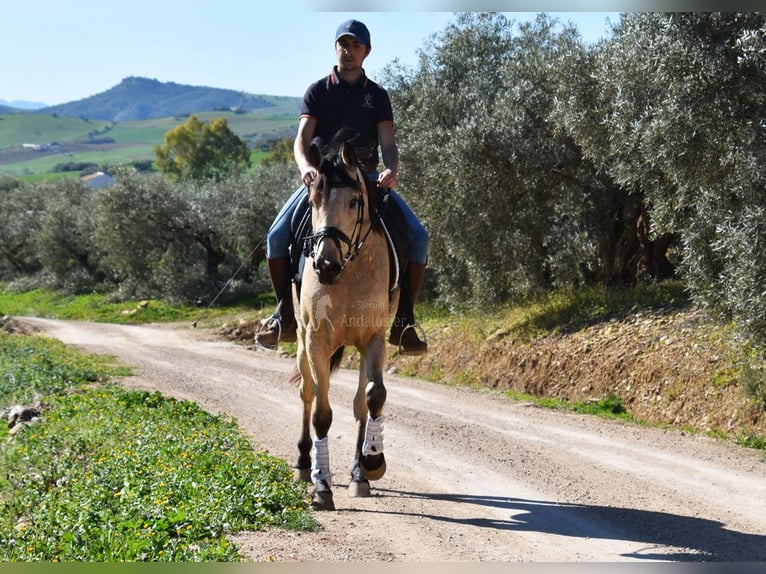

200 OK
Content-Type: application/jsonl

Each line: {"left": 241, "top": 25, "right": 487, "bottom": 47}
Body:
{"left": 300, "top": 67, "right": 394, "bottom": 172}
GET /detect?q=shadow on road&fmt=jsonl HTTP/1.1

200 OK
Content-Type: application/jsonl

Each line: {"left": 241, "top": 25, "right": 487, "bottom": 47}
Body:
{"left": 365, "top": 487, "right": 766, "bottom": 562}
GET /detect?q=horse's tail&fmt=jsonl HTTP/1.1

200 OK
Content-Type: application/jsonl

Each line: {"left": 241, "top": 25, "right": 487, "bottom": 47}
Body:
{"left": 330, "top": 346, "right": 345, "bottom": 373}
{"left": 288, "top": 367, "right": 301, "bottom": 386}
{"left": 288, "top": 347, "right": 343, "bottom": 384}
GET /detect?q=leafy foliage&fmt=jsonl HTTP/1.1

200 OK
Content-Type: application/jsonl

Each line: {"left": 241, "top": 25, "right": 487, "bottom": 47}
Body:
{"left": 1, "top": 155, "right": 296, "bottom": 304}
{"left": 0, "top": 331, "right": 121, "bottom": 406}
{"left": 0, "top": 388, "right": 313, "bottom": 561}
{"left": 260, "top": 137, "right": 296, "bottom": 166}
{"left": 385, "top": 13, "right": 660, "bottom": 306}
{"left": 154, "top": 114, "right": 251, "bottom": 181}
{"left": 0, "top": 178, "right": 45, "bottom": 277}
{"left": 34, "top": 178, "right": 107, "bottom": 294}
{"left": 383, "top": 11, "right": 766, "bottom": 347}
{"left": 558, "top": 13, "right": 766, "bottom": 340}
{"left": 93, "top": 165, "right": 285, "bottom": 303}
{"left": 0, "top": 332, "right": 314, "bottom": 561}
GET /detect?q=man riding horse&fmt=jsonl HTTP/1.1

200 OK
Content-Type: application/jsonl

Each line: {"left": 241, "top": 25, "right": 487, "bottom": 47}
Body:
{"left": 256, "top": 19, "right": 429, "bottom": 356}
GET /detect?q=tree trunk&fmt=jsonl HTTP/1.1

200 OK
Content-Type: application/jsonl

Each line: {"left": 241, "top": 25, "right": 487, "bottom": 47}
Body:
{"left": 597, "top": 198, "right": 676, "bottom": 285}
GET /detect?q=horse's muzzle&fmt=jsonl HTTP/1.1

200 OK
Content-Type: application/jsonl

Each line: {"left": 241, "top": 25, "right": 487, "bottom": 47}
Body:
{"left": 313, "top": 257, "right": 343, "bottom": 284}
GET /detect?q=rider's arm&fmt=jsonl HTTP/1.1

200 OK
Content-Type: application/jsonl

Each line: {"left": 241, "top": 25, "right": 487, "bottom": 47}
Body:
{"left": 377, "top": 120, "right": 399, "bottom": 189}
{"left": 294, "top": 116, "right": 319, "bottom": 186}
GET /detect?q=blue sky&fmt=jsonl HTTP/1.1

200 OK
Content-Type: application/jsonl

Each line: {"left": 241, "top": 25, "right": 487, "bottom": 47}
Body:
{"left": 2, "top": 2, "right": 622, "bottom": 106}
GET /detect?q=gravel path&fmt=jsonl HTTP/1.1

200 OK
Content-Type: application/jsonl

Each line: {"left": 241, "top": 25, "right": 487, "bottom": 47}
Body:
{"left": 20, "top": 317, "right": 766, "bottom": 562}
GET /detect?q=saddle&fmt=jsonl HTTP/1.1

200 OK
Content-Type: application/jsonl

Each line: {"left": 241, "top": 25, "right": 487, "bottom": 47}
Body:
{"left": 288, "top": 181, "right": 409, "bottom": 301}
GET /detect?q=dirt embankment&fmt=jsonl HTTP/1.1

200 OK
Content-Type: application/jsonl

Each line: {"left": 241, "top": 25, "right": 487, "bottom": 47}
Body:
{"left": 395, "top": 306, "right": 765, "bottom": 440}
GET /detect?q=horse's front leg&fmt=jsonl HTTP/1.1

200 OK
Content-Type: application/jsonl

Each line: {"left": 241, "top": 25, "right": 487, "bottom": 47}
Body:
{"left": 295, "top": 343, "right": 313, "bottom": 483}
{"left": 349, "top": 334, "right": 387, "bottom": 497}
{"left": 307, "top": 345, "right": 335, "bottom": 511}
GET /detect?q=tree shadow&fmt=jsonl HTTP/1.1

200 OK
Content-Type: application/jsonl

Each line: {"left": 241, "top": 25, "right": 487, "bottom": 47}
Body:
{"left": 361, "top": 488, "right": 766, "bottom": 562}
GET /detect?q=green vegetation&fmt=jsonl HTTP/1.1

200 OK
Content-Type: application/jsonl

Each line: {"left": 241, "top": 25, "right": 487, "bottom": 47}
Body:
{"left": 0, "top": 327, "right": 128, "bottom": 405}
{"left": 571, "top": 395, "right": 629, "bottom": 418}
{"left": 155, "top": 115, "right": 251, "bottom": 181}
{"left": 0, "top": 164, "right": 299, "bottom": 304}
{"left": 0, "top": 115, "right": 113, "bottom": 149}
{"left": 415, "top": 281, "right": 690, "bottom": 345}
{"left": 0, "top": 287, "right": 272, "bottom": 328}
{"left": 504, "top": 390, "right": 634, "bottom": 422}
{"left": 388, "top": 12, "right": 766, "bottom": 347}
{"left": 0, "top": 328, "right": 314, "bottom": 561}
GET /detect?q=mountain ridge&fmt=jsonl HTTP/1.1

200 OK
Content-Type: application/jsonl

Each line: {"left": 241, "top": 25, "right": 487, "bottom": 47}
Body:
{"left": 24, "top": 76, "right": 287, "bottom": 122}
{"left": 0, "top": 99, "right": 47, "bottom": 110}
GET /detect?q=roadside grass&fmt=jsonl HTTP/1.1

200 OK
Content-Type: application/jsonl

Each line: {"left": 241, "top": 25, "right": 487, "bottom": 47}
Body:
{"left": 411, "top": 280, "right": 690, "bottom": 347}
{"left": 0, "top": 329, "right": 315, "bottom": 561}
{"left": 0, "top": 287, "right": 273, "bottom": 328}
{"left": 504, "top": 390, "right": 635, "bottom": 422}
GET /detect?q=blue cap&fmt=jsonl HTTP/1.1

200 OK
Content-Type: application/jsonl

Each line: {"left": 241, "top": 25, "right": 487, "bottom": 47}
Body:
{"left": 335, "top": 19, "right": 370, "bottom": 46}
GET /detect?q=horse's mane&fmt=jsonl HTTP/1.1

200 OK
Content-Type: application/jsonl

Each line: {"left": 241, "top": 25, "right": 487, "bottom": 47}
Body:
{"left": 312, "top": 129, "right": 383, "bottom": 231}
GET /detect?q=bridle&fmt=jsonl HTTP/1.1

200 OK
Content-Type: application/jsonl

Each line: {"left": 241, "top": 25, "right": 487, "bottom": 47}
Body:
{"left": 303, "top": 163, "right": 376, "bottom": 273}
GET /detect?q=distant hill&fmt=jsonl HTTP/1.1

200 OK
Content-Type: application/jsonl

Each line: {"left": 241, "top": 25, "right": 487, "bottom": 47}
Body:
{"left": 35, "top": 76, "right": 280, "bottom": 121}
{"left": 0, "top": 99, "right": 47, "bottom": 110}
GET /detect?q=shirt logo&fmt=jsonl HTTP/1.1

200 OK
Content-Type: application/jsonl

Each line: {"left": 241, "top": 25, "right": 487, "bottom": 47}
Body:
{"left": 362, "top": 93, "right": 374, "bottom": 109}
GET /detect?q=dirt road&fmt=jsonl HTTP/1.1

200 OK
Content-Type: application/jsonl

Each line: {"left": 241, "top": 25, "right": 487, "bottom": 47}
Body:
{"left": 19, "top": 317, "right": 766, "bottom": 562}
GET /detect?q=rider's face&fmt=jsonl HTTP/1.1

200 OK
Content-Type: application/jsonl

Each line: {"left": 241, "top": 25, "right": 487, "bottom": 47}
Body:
{"left": 335, "top": 36, "right": 370, "bottom": 70}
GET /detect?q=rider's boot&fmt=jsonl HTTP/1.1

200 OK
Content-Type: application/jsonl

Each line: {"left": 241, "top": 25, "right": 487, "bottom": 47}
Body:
{"left": 255, "top": 257, "right": 297, "bottom": 349}
{"left": 388, "top": 262, "right": 428, "bottom": 355}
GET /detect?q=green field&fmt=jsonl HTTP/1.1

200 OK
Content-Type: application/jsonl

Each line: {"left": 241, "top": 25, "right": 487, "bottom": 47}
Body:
{"left": 0, "top": 114, "right": 113, "bottom": 148}
{"left": 0, "top": 97, "right": 300, "bottom": 178}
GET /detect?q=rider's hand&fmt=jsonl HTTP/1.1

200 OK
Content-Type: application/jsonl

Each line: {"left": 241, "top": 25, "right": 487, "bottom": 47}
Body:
{"left": 377, "top": 168, "right": 397, "bottom": 190}
{"left": 302, "top": 168, "right": 318, "bottom": 187}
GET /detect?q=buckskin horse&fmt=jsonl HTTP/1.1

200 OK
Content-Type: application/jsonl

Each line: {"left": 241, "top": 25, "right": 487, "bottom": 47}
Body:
{"left": 291, "top": 133, "right": 399, "bottom": 511}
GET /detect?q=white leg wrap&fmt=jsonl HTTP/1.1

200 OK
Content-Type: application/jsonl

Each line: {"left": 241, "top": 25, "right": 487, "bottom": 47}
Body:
{"left": 362, "top": 415, "right": 385, "bottom": 456}
{"left": 311, "top": 437, "right": 331, "bottom": 486}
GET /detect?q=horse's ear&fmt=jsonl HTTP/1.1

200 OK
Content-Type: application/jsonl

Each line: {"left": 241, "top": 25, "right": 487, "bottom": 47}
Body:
{"left": 308, "top": 142, "right": 322, "bottom": 169}
{"left": 339, "top": 141, "right": 357, "bottom": 170}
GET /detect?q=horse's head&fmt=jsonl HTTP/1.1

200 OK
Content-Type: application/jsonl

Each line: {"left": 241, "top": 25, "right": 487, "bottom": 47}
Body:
{"left": 305, "top": 134, "right": 371, "bottom": 285}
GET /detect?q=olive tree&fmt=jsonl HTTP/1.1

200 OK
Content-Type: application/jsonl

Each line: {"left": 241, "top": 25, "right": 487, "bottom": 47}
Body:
{"left": 34, "top": 178, "right": 106, "bottom": 293}
{"left": 95, "top": 163, "right": 297, "bottom": 304}
{"left": 384, "top": 13, "right": 612, "bottom": 304}
{"left": 0, "top": 177, "right": 45, "bottom": 280}
{"left": 558, "top": 13, "right": 766, "bottom": 340}
{"left": 165, "top": 162, "right": 299, "bottom": 303}
{"left": 95, "top": 168, "right": 189, "bottom": 299}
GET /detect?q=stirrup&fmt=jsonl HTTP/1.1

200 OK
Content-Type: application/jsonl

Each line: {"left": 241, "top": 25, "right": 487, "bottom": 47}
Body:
{"left": 254, "top": 314, "right": 283, "bottom": 350}
{"left": 390, "top": 323, "right": 428, "bottom": 356}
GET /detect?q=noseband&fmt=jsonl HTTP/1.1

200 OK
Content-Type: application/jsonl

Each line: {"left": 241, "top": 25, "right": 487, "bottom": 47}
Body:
{"left": 303, "top": 164, "right": 374, "bottom": 273}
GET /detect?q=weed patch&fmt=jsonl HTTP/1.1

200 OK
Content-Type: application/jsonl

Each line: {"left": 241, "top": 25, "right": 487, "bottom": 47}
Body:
{"left": 0, "top": 387, "right": 314, "bottom": 561}
{"left": 0, "top": 329, "right": 314, "bottom": 561}
{"left": 0, "top": 331, "right": 128, "bottom": 405}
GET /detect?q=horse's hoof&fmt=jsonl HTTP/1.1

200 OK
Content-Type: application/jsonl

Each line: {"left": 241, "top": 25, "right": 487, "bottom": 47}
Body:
{"left": 348, "top": 479, "right": 371, "bottom": 498}
{"left": 311, "top": 480, "right": 335, "bottom": 511}
{"left": 361, "top": 453, "right": 386, "bottom": 481}
{"left": 295, "top": 467, "right": 311, "bottom": 483}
